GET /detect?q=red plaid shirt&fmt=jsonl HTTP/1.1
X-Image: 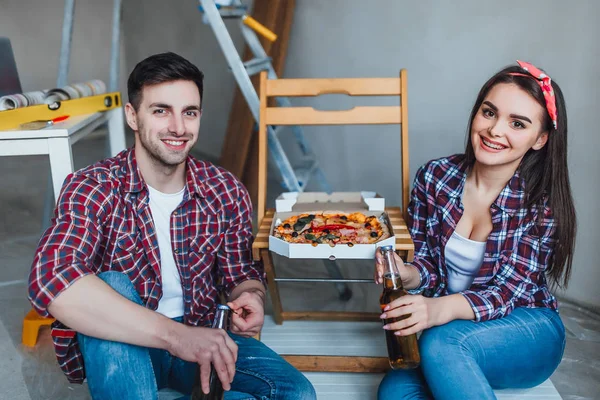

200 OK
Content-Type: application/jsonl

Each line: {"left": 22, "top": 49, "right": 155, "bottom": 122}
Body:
{"left": 408, "top": 154, "right": 558, "bottom": 322}
{"left": 28, "top": 148, "right": 264, "bottom": 383}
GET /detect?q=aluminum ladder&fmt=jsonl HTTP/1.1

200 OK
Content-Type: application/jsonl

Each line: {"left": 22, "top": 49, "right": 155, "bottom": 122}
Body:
{"left": 198, "top": 0, "right": 332, "bottom": 193}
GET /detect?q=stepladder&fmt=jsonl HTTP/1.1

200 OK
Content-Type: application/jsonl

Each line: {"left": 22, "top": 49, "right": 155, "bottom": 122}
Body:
{"left": 198, "top": 0, "right": 332, "bottom": 194}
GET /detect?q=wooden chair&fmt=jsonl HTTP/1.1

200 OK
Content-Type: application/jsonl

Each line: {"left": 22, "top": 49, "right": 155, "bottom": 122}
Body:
{"left": 252, "top": 70, "right": 415, "bottom": 372}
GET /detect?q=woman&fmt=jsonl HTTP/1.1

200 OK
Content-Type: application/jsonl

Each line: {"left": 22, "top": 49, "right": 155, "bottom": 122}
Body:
{"left": 375, "top": 61, "right": 576, "bottom": 399}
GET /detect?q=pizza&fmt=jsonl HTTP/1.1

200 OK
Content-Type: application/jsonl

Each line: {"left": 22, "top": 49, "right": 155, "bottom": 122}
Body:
{"left": 273, "top": 211, "right": 390, "bottom": 246}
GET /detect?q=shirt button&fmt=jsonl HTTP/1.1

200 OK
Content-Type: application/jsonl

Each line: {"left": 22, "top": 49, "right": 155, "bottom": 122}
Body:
{"left": 173, "top": 211, "right": 178, "bottom": 215}
{"left": 174, "top": 249, "right": 179, "bottom": 254}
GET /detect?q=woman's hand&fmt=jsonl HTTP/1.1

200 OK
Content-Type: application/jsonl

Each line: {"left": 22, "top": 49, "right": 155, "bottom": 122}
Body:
{"left": 380, "top": 294, "right": 449, "bottom": 336}
{"left": 374, "top": 247, "right": 421, "bottom": 290}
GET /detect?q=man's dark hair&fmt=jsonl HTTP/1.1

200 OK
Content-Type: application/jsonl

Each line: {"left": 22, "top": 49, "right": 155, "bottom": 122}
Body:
{"left": 127, "top": 52, "right": 204, "bottom": 110}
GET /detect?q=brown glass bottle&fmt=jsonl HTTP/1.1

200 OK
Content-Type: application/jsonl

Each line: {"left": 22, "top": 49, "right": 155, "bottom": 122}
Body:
{"left": 379, "top": 245, "right": 420, "bottom": 369}
{"left": 191, "top": 304, "right": 231, "bottom": 400}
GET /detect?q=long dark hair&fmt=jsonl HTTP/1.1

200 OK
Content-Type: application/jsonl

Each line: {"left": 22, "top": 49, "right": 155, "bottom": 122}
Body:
{"left": 464, "top": 65, "right": 576, "bottom": 288}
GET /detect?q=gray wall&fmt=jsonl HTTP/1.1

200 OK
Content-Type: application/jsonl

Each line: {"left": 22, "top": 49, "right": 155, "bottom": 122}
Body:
{"left": 2, "top": 0, "right": 598, "bottom": 308}
{"left": 281, "top": 0, "right": 599, "bottom": 309}
{"left": 0, "top": 0, "right": 128, "bottom": 95}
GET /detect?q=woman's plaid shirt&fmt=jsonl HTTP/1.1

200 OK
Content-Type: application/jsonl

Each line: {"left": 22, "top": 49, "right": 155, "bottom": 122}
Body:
{"left": 407, "top": 154, "right": 558, "bottom": 322}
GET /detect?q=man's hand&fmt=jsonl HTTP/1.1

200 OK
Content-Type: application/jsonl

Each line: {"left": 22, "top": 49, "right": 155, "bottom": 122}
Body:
{"left": 167, "top": 324, "right": 238, "bottom": 395}
{"left": 227, "top": 289, "right": 265, "bottom": 337}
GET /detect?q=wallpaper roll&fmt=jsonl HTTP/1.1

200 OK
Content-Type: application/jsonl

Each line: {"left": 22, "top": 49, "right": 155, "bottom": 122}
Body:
{"left": 0, "top": 79, "right": 106, "bottom": 111}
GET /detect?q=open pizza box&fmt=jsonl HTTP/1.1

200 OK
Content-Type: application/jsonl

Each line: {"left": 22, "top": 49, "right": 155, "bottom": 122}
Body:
{"left": 269, "top": 191, "right": 395, "bottom": 259}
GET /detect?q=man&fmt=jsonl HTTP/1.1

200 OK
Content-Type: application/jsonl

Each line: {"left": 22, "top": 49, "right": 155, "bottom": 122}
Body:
{"left": 28, "top": 52, "right": 316, "bottom": 400}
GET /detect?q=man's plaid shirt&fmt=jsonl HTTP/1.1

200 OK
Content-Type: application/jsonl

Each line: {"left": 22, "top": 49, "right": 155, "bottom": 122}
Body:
{"left": 28, "top": 148, "right": 264, "bottom": 383}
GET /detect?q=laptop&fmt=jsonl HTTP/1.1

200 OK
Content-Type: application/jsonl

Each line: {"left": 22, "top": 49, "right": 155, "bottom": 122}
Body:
{"left": 0, "top": 37, "right": 23, "bottom": 97}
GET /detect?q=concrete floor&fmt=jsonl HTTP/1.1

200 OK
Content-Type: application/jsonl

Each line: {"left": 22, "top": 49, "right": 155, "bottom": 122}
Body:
{"left": 1, "top": 130, "right": 599, "bottom": 399}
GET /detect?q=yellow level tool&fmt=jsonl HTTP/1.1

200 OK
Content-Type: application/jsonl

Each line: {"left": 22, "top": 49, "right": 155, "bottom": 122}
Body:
{"left": 0, "top": 92, "right": 122, "bottom": 130}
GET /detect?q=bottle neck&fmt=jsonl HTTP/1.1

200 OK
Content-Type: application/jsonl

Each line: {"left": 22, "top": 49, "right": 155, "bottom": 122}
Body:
{"left": 382, "top": 250, "right": 403, "bottom": 290}
{"left": 212, "top": 308, "right": 230, "bottom": 330}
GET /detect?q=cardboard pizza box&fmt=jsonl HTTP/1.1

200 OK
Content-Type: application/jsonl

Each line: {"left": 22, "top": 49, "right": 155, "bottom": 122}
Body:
{"left": 275, "top": 191, "right": 385, "bottom": 213}
{"left": 269, "top": 192, "right": 395, "bottom": 259}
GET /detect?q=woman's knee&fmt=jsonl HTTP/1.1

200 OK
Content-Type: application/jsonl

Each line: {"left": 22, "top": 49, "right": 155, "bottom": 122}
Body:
{"left": 378, "top": 368, "right": 429, "bottom": 400}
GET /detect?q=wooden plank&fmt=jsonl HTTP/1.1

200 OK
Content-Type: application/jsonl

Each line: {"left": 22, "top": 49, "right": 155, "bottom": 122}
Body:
{"left": 265, "top": 106, "right": 402, "bottom": 126}
{"left": 219, "top": 0, "right": 295, "bottom": 192}
{"left": 243, "top": 0, "right": 296, "bottom": 208}
{"left": 401, "top": 69, "right": 410, "bottom": 219}
{"left": 257, "top": 70, "right": 268, "bottom": 224}
{"left": 265, "top": 77, "right": 402, "bottom": 97}
{"left": 283, "top": 356, "right": 389, "bottom": 373}
{"left": 282, "top": 311, "right": 380, "bottom": 322}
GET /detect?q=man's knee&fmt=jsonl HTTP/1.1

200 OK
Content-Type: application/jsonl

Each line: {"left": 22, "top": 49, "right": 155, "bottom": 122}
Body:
{"left": 97, "top": 271, "right": 140, "bottom": 304}
{"left": 289, "top": 374, "right": 316, "bottom": 400}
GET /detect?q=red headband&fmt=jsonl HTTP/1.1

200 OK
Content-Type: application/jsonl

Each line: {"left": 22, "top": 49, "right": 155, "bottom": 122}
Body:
{"left": 509, "top": 60, "right": 557, "bottom": 129}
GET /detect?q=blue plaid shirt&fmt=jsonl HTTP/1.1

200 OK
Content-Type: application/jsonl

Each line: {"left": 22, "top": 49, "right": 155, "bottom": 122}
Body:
{"left": 408, "top": 154, "right": 558, "bottom": 322}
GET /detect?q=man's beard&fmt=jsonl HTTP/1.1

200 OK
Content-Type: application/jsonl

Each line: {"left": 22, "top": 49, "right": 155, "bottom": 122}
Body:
{"left": 137, "top": 120, "right": 192, "bottom": 168}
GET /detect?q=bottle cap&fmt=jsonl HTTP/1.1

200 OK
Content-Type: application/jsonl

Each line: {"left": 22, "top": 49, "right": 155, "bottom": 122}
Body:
{"left": 216, "top": 304, "right": 231, "bottom": 311}
{"left": 379, "top": 245, "right": 394, "bottom": 252}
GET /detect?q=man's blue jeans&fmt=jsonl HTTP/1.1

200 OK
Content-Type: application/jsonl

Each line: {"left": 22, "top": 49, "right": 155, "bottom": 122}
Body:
{"left": 77, "top": 272, "right": 316, "bottom": 400}
{"left": 378, "top": 306, "right": 566, "bottom": 400}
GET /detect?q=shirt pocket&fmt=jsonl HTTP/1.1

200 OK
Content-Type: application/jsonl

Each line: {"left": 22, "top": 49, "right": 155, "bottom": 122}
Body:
{"left": 112, "top": 233, "right": 145, "bottom": 274}
{"left": 189, "top": 234, "right": 224, "bottom": 274}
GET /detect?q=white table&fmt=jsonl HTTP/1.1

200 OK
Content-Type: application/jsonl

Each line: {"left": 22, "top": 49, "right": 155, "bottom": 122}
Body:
{"left": 0, "top": 109, "right": 126, "bottom": 199}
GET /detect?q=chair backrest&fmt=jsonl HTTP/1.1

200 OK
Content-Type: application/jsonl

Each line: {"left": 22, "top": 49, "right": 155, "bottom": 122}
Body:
{"left": 257, "top": 70, "right": 409, "bottom": 223}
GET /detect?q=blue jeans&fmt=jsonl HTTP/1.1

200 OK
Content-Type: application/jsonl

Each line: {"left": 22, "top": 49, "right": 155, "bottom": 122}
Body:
{"left": 78, "top": 272, "right": 316, "bottom": 400}
{"left": 378, "top": 306, "right": 565, "bottom": 400}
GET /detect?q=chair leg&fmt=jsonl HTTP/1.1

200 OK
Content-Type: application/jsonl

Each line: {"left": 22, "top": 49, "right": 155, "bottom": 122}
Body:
{"left": 322, "top": 260, "right": 353, "bottom": 301}
{"left": 262, "top": 249, "right": 284, "bottom": 325}
{"left": 22, "top": 309, "right": 55, "bottom": 347}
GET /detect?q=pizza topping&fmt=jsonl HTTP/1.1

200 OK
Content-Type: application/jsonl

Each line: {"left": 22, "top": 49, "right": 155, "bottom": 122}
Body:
{"left": 274, "top": 211, "right": 389, "bottom": 246}
{"left": 312, "top": 223, "right": 356, "bottom": 232}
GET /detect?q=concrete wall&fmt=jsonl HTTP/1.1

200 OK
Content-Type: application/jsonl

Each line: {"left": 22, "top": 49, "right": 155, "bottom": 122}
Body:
{"left": 281, "top": 0, "right": 599, "bottom": 308}
{"left": 2, "top": 0, "right": 598, "bottom": 308}
{"left": 0, "top": 0, "right": 128, "bottom": 95}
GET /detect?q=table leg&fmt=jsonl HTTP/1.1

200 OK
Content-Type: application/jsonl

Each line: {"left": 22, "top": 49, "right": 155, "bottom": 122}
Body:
{"left": 47, "top": 138, "right": 74, "bottom": 199}
{"left": 107, "top": 108, "right": 127, "bottom": 156}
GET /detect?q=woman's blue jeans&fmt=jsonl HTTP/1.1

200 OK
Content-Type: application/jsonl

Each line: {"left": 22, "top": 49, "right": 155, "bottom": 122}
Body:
{"left": 378, "top": 306, "right": 565, "bottom": 400}
{"left": 77, "top": 272, "right": 316, "bottom": 400}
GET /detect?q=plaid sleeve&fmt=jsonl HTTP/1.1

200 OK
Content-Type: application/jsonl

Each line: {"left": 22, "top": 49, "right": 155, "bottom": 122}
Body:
{"left": 217, "top": 180, "right": 265, "bottom": 296}
{"left": 461, "top": 206, "right": 556, "bottom": 322}
{"left": 28, "top": 173, "right": 111, "bottom": 317}
{"left": 406, "top": 165, "right": 441, "bottom": 293}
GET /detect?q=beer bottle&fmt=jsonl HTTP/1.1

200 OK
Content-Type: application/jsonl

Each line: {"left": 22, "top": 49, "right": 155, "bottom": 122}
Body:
{"left": 191, "top": 304, "right": 231, "bottom": 400}
{"left": 379, "top": 245, "right": 420, "bottom": 369}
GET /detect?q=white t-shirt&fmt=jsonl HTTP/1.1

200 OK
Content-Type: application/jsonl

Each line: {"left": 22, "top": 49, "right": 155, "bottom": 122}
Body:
{"left": 147, "top": 185, "right": 185, "bottom": 318}
{"left": 444, "top": 231, "right": 486, "bottom": 294}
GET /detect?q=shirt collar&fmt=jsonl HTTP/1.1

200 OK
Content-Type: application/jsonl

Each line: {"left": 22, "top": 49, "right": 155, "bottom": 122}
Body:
{"left": 122, "top": 148, "right": 206, "bottom": 198}
{"left": 445, "top": 158, "right": 526, "bottom": 217}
